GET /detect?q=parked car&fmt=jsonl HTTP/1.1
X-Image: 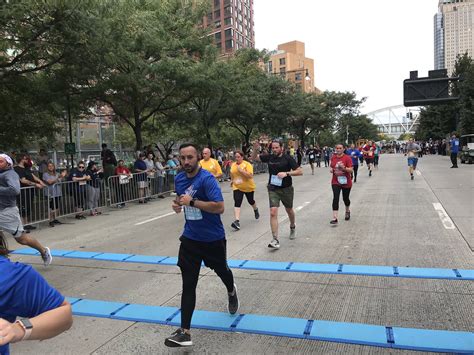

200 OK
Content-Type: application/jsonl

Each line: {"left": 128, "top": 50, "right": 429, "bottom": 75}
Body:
{"left": 459, "top": 134, "right": 474, "bottom": 164}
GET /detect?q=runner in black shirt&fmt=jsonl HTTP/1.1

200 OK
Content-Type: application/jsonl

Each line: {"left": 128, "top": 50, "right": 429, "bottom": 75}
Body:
{"left": 252, "top": 140, "right": 302, "bottom": 249}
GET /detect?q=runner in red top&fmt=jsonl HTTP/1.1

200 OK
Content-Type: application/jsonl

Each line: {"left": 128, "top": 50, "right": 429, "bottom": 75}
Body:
{"left": 362, "top": 140, "right": 376, "bottom": 177}
{"left": 329, "top": 144, "right": 353, "bottom": 225}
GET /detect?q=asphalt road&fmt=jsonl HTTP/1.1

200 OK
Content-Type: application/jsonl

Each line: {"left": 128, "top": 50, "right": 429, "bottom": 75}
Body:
{"left": 10, "top": 153, "right": 474, "bottom": 354}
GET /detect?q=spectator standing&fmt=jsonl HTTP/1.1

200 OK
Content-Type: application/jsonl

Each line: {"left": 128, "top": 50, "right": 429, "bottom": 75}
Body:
{"left": 449, "top": 134, "right": 460, "bottom": 168}
{"left": 42, "top": 162, "right": 67, "bottom": 227}
{"left": 114, "top": 160, "right": 132, "bottom": 208}
{"left": 134, "top": 153, "right": 148, "bottom": 204}
{"left": 86, "top": 161, "right": 104, "bottom": 216}
{"left": 101, "top": 143, "right": 117, "bottom": 181}
{"left": 69, "top": 161, "right": 90, "bottom": 219}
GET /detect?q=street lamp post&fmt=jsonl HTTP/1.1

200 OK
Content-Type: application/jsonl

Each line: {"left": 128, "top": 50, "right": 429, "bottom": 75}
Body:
{"left": 271, "top": 68, "right": 311, "bottom": 91}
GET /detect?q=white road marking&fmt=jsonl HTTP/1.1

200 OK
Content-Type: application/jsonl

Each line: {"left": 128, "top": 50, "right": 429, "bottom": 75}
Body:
{"left": 432, "top": 203, "right": 456, "bottom": 230}
{"left": 134, "top": 212, "right": 175, "bottom": 226}
{"left": 415, "top": 170, "right": 421, "bottom": 176}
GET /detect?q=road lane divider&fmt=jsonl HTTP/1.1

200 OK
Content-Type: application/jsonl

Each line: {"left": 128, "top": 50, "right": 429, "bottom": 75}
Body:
{"left": 134, "top": 212, "right": 175, "bottom": 226}
{"left": 65, "top": 297, "right": 474, "bottom": 353}
{"left": 433, "top": 203, "right": 456, "bottom": 230}
{"left": 12, "top": 248, "right": 474, "bottom": 280}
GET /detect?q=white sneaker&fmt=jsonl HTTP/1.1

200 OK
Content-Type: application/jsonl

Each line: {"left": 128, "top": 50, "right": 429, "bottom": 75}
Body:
{"left": 268, "top": 238, "right": 280, "bottom": 249}
{"left": 42, "top": 247, "right": 53, "bottom": 266}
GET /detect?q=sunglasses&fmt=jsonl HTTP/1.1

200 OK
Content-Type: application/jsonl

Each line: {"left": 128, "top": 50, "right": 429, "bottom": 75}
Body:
{"left": 78, "top": 166, "right": 85, "bottom": 169}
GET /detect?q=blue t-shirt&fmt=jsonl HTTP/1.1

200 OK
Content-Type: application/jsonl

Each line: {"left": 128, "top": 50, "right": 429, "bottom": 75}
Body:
{"left": 346, "top": 149, "right": 362, "bottom": 166}
{"left": 174, "top": 168, "right": 225, "bottom": 242}
{"left": 0, "top": 257, "right": 64, "bottom": 355}
{"left": 450, "top": 138, "right": 460, "bottom": 153}
{"left": 134, "top": 160, "right": 148, "bottom": 181}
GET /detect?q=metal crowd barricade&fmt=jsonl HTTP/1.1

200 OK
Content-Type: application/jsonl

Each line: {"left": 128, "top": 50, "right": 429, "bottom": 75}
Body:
{"left": 252, "top": 161, "right": 268, "bottom": 174}
{"left": 106, "top": 170, "right": 176, "bottom": 207}
{"left": 16, "top": 186, "right": 50, "bottom": 226}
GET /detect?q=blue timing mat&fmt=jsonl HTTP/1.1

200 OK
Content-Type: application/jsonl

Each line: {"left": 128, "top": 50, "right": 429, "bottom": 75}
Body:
{"left": 65, "top": 297, "right": 474, "bottom": 353}
{"left": 13, "top": 248, "right": 474, "bottom": 281}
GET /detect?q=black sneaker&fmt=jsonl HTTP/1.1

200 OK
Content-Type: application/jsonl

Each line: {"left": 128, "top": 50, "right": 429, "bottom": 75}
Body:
{"left": 330, "top": 218, "right": 338, "bottom": 225}
{"left": 369, "top": 170, "right": 372, "bottom": 177}
{"left": 164, "top": 328, "right": 192, "bottom": 347}
{"left": 53, "top": 219, "right": 62, "bottom": 224}
{"left": 411, "top": 174, "right": 414, "bottom": 180}
{"left": 345, "top": 211, "right": 350, "bottom": 221}
{"left": 231, "top": 220, "right": 240, "bottom": 230}
{"left": 228, "top": 284, "right": 239, "bottom": 315}
{"left": 254, "top": 208, "right": 260, "bottom": 219}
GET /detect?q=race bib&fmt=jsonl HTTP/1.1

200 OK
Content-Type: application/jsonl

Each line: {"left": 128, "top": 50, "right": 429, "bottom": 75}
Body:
{"left": 270, "top": 175, "right": 283, "bottom": 187}
{"left": 309, "top": 154, "right": 314, "bottom": 159}
{"left": 119, "top": 175, "right": 130, "bottom": 184}
{"left": 184, "top": 206, "right": 203, "bottom": 221}
{"left": 234, "top": 178, "right": 243, "bottom": 185}
{"left": 337, "top": 175, "right": 348, "bottom": 185}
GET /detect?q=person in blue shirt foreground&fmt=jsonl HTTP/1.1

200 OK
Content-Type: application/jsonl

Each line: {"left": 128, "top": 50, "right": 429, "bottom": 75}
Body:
{"left": 449, "top": 134, "right": 459, "bottom": 168}
{"left": 164, "top": 143, "right": 238, "bottom": 348}
{"left": 346, "top": 144, "right": 362, "bottom": 183}
{"left": 0, "top": 233, "right": 73, "bottom": 355}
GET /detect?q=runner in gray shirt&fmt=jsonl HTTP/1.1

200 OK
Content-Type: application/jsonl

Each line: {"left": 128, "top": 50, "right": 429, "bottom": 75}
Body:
{"left": 0, "top": 154, "right": 52, "bottom": 265}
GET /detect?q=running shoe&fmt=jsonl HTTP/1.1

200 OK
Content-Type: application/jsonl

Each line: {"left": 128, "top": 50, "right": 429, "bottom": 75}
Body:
{"left": 42, "top": 247, "right": 52, "bottom": 266}
{"left": 254, "top": 208, "right": 260, "bottom": 219}
{"left": 53, "top": 219, "right": 62, "bottom": 224}
{"left": 411, "top": 174, "right": 414, "bottom": 180}
{"left": 369, "top": 170, "right": 372, "bottom": 177}
{"left": 345, "top": 211, "right": 351, "bottom": 221}
{"left": 231, "top": 220, "right": 240, "bottom": 230}
{"left": 164, "top": 328, "right": 192, "bottom": 347}
{"left": 228, "top": 284, "right": 239, "bottom": 315}
{"left": 330, "top": 219, "right": 338, "bottom": 225}
{"left": 289, "top": 227, "right": 296, "bottom": 240}
{"left": 268, "top": 238, "right": 280, "bottom": 249}
{"left": 49, "top": 221, "right": 55, "bottom": 227}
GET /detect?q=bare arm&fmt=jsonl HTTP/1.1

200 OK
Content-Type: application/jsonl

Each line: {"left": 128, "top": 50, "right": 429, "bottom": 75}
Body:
{"left": 0, "top": 301, "right": 73, "bottom": 344}
{"left": 179, "top": 195, "right": 224, "bottom": 214}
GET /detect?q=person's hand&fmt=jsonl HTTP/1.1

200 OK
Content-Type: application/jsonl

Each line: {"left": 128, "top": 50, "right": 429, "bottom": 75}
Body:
{"left": 329, "top": 168, "right": 334, "bottom": 174}
{"left": 179, "top": 194, "right": 192, "bottom": 206}
{"left": 86, "top": 175, "right": 91, "bottom": 181}
{"left": 35, "top": 183, "right": 44, "bottom": 189}
{"left": 277, "top": 172, "right": 287, "bottom": 179}
{"left": 172, "top": 199, "right": 182, "bottom": 213}
{"left": 0, "top": 318, "right": 25, "bottom": 345}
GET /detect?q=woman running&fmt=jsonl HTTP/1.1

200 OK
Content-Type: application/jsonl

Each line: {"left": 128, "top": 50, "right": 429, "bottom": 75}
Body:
{"left": 230, "top": 151, "right": 259, "bottom": 230}
{"left": 329, "top": 144, "right": 353, "bottom": 225}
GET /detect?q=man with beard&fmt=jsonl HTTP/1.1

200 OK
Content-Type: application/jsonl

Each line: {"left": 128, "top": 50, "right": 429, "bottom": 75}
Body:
{"left": 164, "top": 144, "right": 238, "bottom": 348}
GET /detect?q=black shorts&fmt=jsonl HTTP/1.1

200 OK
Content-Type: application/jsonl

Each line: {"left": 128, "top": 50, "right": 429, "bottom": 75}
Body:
{"left": 49, "top": 197, "right": 61, "bottom": 210}
{"left": 177, "top": 236, "right": 229, "bottom": 272}
{"left": 365, "top": 157, "right": 374, "bottom": 164}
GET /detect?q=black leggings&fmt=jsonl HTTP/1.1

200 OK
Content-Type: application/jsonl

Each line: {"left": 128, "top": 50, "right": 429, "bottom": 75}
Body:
{"left": 233, "top": 190, "right": 255, "bottom": 208}
{"left": 178, "top": 237, "right": 234, "bottom": 330}
{"left": 352, "top": 165, "right": 359, "bottom": 181}
{"left": 332, "top": 185, "right": 351, "bottom": 211}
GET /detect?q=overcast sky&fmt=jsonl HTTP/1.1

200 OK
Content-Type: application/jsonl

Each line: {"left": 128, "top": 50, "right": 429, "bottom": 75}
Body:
{"left": 254, "top": 0, "right": 440, "bottom": 114}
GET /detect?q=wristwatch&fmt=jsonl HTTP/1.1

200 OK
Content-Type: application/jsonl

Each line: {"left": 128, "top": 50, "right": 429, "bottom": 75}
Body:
{"left": 189, "top": 199, "right": 197, "bottom": 207}
{"left": 15, "top": 318, "right": 33, "bottom": 340}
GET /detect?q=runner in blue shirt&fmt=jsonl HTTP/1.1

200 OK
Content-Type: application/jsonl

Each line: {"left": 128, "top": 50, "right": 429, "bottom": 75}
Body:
{"left": 0, "top": 234, "right": 72, "bottom": 355}
{"left": 346, "top": 144, "right": 362, "bottom": 182}
{"left": 164, "top": 143, "right": 238, "bottom": 348}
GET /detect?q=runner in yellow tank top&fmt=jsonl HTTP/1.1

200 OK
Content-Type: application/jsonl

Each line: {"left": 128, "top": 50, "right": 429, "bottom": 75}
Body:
{"left": 229, "top": 151, "right": 259, "bottom": 231}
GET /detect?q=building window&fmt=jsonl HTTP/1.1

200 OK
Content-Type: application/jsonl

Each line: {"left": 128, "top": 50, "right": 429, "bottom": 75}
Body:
{"left": 224, "top": 6, "right": 233, "bottom": 16}
{"left": 224, "top": 17, "right": 233, "bottom": 26}
{"left": 280, "top": 67, "right": 286, "bottom": 74}
{"left": 225, "top": 28, "right": 233, "bottom": 39}
{"left": 279, "top": 58, "right": 286, "bottom": 65}
{"left": 214, "top": 0, "right": 220, "bottom": 6}
{"left": 225, "top": 39, "right": 234, "bottom": 50}
{"left": 214, "top": 20, "right": 221, "bottom": 28}
{"left": 214, "top": 9, "right": 221, "bottom": 19}
{"left": 215, "top": 32, "right": 221, "bottom": 41}
{"left": 265, "top": 61, "right": 273, "bottom": 73}
{"left": 295, "top": 72, "right": 302, "bottom": 81}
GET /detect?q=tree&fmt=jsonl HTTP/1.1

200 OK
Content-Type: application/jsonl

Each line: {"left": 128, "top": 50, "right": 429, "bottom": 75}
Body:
{"left": 455, "top": 54, "right": 474, "bottom": 135}
{"left": 82, "top": 0, "right": 212, "bottom": 151}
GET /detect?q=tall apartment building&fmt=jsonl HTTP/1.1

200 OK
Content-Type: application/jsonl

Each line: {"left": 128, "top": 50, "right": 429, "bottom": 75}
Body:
{"left": 434, "top": 0, "right": 473, "bottom": 75}
{"left": 264, "top": 41, "right": 316, "bottom": 93}
{"left": 202, "top": 0, "right": 255, "bottom": 55}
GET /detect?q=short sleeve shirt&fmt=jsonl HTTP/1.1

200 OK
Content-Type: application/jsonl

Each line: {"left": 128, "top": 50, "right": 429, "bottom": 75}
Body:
{"left": 230, "top": 161, "right": 255, "bottom": 192}
{"left": 174, "top": 168, "right": 225, "bottom": 242}
{"left": 13, "top": 166, "right": 34, "bottom": 188}
{"left": 199, "top": 158, "right": 223, "bottom": 178}
{"left": 330, "top": 154, "right": 353, "bottom": 188}
{"left": 42, "top": 172, "right": 62, "bottom": 197}
{"left": 0, "top": 257, "right": 64, "bottom": 355}
{"left": 134, "top": 160, "right": 148, "bottom": 181}
{"left": 260, "top": 153, "right": 298, "bottom": 188}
